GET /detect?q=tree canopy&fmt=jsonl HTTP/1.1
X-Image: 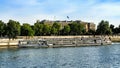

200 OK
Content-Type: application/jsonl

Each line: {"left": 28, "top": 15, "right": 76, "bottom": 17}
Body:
{"left": 96, "top": 20, "right": 112, "bottom": 35}
{"left": 6, "top": 20, "right": 21, "bottom": 39}
{"left": 62, "top": 25, "right": 70, "bottom": 35}
{"left": 21, "top": 23, "right": 34, "bottom": 36}
{"left": 0, "top": 19, "right": 119, "bottom": 38}
{"left": 34, "top": 22, "right": 44, "bottom": 36}
{"left": 43, "top": 24, "right": 51, "bottom": 35}
{"left": 0, "top": 20, "right": 6, "bottom": 37}
{"left": 51, "top": 22, "right": 61, "bottom": 35}
{"left": 69, "top": 22, "right": 85, "bottom": 35}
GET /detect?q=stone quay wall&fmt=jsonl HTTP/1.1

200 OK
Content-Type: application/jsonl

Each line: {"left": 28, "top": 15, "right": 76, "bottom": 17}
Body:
{"left": 0, "top": 35, "right": 119, "bottom": 48}
{"left": 109, "top": 36, "right": 120, "bottom": 42}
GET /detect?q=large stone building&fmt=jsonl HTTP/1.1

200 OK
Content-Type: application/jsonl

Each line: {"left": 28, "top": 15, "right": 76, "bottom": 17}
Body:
{"left": 40, "top": 20, "right": 96, "bottom": 32}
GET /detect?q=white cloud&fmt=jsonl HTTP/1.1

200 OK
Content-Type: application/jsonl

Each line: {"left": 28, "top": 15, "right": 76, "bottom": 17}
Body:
{"left": 90, "top": 2, "right": 120, "bottom": 17}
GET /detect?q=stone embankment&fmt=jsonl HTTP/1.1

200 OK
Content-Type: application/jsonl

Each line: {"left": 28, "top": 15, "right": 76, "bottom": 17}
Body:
{"left": 109, "top": 36, "right": 120, "bottom": 42}
{"left": 0, "top": 35, "right": 119, "bottom": 48}
{"left": 0, "top": 39, "right": 19, "bottom": 48}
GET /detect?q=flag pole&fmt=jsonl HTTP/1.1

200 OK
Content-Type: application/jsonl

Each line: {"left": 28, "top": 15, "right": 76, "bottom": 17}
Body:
{"left": 66, "top": 16, "right": 69, "bottom": 23}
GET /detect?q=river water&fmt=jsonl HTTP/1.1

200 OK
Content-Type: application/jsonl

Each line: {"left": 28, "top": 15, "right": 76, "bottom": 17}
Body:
{"left": 0, "top": 43, "right": 120, "bottom": 68}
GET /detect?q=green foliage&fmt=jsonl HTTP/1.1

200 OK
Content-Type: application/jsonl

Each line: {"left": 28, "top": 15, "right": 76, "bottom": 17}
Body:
{"left": 96, "top": 20, "right": 112, "bottom": 35}
{"left": 62, "top": 25, "right": 70, "bottom": 35}
{"left": 21, "top": 23, "right": 34, "bottom": 36}
{"left": 110, "top": 24, "right": 115, "bottom": 34}
{"left": 0, "top": 20, "right": 6, "bottom": 37}
{"left": 77, "top": 23, "right": 86, "bottom": 34}
{"left": 69, "top": 22, "right": 85, "bottom": 35}
{"left": 34, "top": 22, "right": 44, "bottom": 36}
{"left": 87, "top": 29, "right": 95, "bottom": 35}
{"left": 52, "top": 22, "right": 61, "bottom": 31}
{"left": 51, "top": 26, "right": 58, "bottom": 35}
{"left": 51, "top": 22, "right": 61, "bottom": 35}
{"left": 6, "top": 20, "right": 21, "bottom": 39}
{"left": 0, "top": 19, "right": 119, "bottom": 36}
{"left": 69, "top": 22, "right": 78, "bottom": 35}
{"left": 113, "top": 25, "right": 120, "bottom": 35}
{"left": 114, "top": 27, "right": 119, "bottom": 34}
{"left": 43, "top": 24, "right": 51, "bottom": 35}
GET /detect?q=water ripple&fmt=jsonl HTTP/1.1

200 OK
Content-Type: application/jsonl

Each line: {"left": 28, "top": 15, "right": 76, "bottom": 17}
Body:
{"left": 0, "top": 44, "right": 120, "bottom": 68}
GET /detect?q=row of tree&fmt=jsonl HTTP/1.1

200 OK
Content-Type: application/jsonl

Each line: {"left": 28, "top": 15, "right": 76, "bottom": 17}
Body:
{"left": 96, "top": 20, "right": 120, "bottom": 35}
{"left": 0, "top": 20, "right": 86, "bottom": 39}
{"left": 0, "top": 20, "right": 120, "bottom": 39}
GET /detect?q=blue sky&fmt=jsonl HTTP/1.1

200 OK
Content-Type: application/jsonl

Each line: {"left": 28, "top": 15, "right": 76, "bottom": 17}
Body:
{"left": 0, "top": 0, "right": 120, "bottom": 26}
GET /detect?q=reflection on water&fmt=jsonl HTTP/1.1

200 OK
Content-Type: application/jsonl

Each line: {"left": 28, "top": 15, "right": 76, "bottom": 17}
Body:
{"left": 0, "top": 44, "right": 120, "bottom": 68}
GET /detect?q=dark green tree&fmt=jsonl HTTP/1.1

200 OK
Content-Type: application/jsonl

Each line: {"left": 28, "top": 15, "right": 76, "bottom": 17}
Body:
{"left": 51, "top": 27, "right": 58, "bottom": 35}
{"left": 62, "top": 25, "right": 70, "bottom": 35}
{"left": 6, "top": 20, "right": 21, "bottom": 39}
{"left": 87, "top": 29, "right": 96, "bottom": 35}
{"left": 21, "top": 23, "right": 34, "bottom": 37}
{"left": 96, "top": 20, "right": 112, "bottom": 35}
{"left": 69, "top": 22, "right": 85, "bottom": 35}
{"left": 114, "top": 25, "right": 120, "bottom": 35}
{"left": 69, "top": 22, "right": 78, "bottom": 35}
{"left": 0, "top": 20, "right": 6, "bottom": 37}
{"left": 114, "top": 27, "right": 119, "bottom": 34}
{"left": 77, "top": 23, "right": 85, "bottom": 35}
{"left": 43, "top": 24, "right": 51, "bottom": 35}
{"left": 51, "top": 22, "right": 61, "bottom": 35}
{"left": 110, "top": 24, "right": 115, "bottom": 34}
{"left": 119, "top": 25, "right": 120, "bottom": 34}
{"left": 34, "top": 22, "right": 44, "bottom": 36}
{"left": 118, "top": 25, "right": 120, "bottom": 34}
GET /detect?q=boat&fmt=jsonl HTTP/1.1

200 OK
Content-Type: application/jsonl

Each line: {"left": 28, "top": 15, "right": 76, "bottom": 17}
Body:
{"left": 18, "top": 39, "right": 48, "bottom": 48}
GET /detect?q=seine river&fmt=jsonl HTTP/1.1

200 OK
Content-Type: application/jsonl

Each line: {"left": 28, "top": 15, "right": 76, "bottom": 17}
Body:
{"left": 0, "top": 43, "right": 120, "bottom": 68}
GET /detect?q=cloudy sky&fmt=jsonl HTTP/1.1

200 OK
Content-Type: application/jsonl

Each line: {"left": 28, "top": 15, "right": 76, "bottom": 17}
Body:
{"left": 0, "top": 0, "right": 120, "bottom": 26}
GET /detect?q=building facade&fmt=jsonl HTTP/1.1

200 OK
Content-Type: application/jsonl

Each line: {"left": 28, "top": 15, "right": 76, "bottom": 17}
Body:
{"left": 40, "top": 20, "right": 96, "bottom": 32}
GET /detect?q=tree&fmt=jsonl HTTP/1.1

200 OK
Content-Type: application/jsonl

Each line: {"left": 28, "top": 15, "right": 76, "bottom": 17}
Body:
{"left": 114, "top": 25, "right": 120, "bottom": 35}
{"left": 0, "top": 20, "right": 6, "bottom": 37}
{"left": 51, "top": 27, "right": 58, "bottom": 35}
{"left": 62, "top": 25, "right": 70, "bottom": 35}
{"left": 96, "top": 20, "right": 112, "bottom": 35}
{"left": 6, "top": 20, "right": 21, "bottom": 39}
{"left": 77, "top": 23, "right": 85, "bottom": 35}
{"left": 21, "top": 23, "right": 34, "bottom": 37}
{"left": 114, "top": 27, "right": 119, "bottom": 35}
{"left": 110, "top": 24, "right": 115, "bottom": 34}
{"left": 69, "top": 22, "right": 85, "bottom": 35}
{"left": 51, "top": 22, "right": 61, "bottom": 35}
{"left": 118, "top": 25, "right": 120, "bottom": 34}
{"left": 69, "top": 22, "right": 78, "bottom": 35}
{"left": 34, "top": 22, "right": 44, "bottom": 36}
{"left": 119, "top": 25, "right": 120, "bottom": 34}
{"left": 87, "top": 29, "right": 96, "bottom": 35}
{"left": 43, "top": 24, "right": 51, "bottom": 35}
